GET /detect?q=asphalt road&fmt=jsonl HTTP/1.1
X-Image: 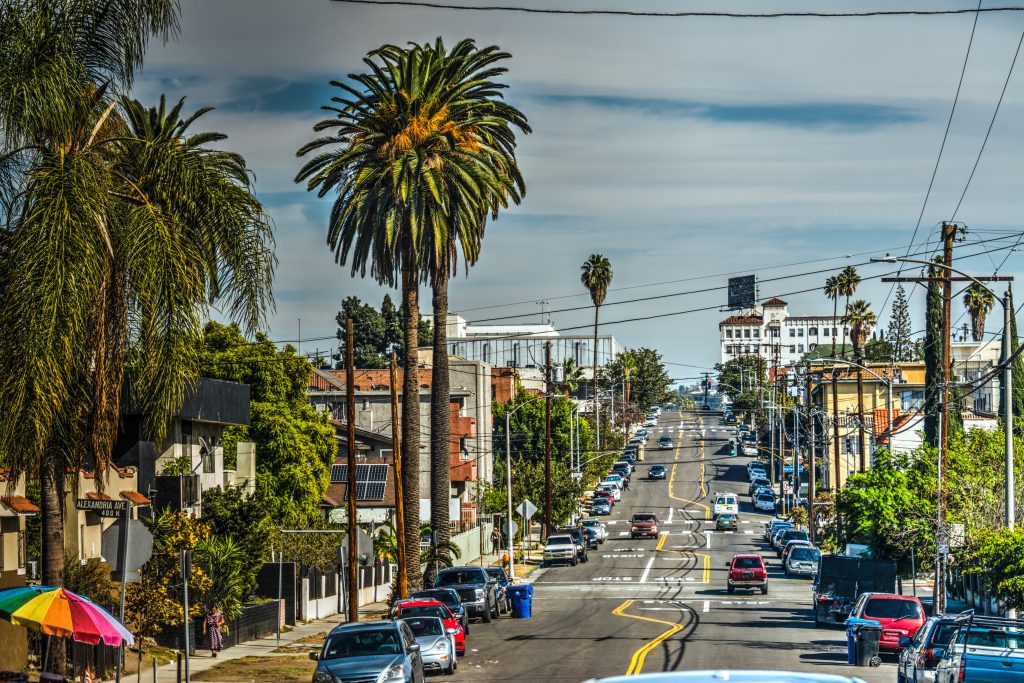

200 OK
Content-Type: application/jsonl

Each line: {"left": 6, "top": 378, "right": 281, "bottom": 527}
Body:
{"left": 453, "top": 411, "right": 901, "bottom": 682}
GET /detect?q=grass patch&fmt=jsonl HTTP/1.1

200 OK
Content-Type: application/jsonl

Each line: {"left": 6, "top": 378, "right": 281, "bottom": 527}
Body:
{"left": 271, "top": 630, "right": 327, "bottom": 653}
{"left": 191, "top": 655, "right": 314, "bottom": 682}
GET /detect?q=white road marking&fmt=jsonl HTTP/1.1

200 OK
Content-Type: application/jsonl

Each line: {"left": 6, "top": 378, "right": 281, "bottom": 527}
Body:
{"left": 667, "top": 506, "right": 674, "bottom": 524}
{"left": 703, "top": 600, "right": 710, "bottom": 613}
{"left": 705, "top": 531, "right": 713, "bottom": 549}
{"left": 640, "top": 557, "right": 655, "bottom": 583}
{"left": 618, "top": 531, "right": 629, "bottom": 536}
{"left": 744, "top": 530, "right": 754, "bottom": 535}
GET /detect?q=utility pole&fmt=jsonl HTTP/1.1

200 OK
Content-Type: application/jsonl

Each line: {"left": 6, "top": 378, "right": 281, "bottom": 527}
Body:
{"left": 389, "top": 353, "right": 408, "bottom": 600}
{"left": 346, "top": 319, "right": 359, "bottom": 623}
{"left": 702, "top": 371, "right": 711, "bottom": 410}
{"left": 856, "top": 365, "right": 866, "bottom": 472}
{"left": 831, "top": 368, "right": 841, "bottom": 491}
{"left": 806, "top": 367, "right": 816, "bottom": 544}
{"left": 544, "top": 341, "right": 553, "bottom": 538}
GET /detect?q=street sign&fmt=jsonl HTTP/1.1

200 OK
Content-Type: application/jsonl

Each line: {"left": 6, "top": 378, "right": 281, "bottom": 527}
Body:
{"left": 340, "top": 528, "right": 374, "bottom": 567}
{"left": 727, "top": 275, "right": 756, "bottom": 310}
{"left": 516, "top": 499, "right": 538, "bottom": 520}
{"left": 77, "top": 498, "right": 129, "bottom": 518}
{"left": 102, "top": 519, "right": 153, "bottom": 582}
{"left": 502, "top": 520, "right": 519, "bottom": 538}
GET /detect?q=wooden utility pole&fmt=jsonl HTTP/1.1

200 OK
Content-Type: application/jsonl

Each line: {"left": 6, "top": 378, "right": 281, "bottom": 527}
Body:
{"left": 806, "top": 368, "right": 816, "bottom": 544}
{"left": 345, "top": 319, "right": 359, "bottom": 622}
{"left": 389, "top": 353, "right": 408, "bottom": 600}
{"left": 856, "top": 367, "right": 866, "bottom": 472}
{"left": 544, "top": 341, "right": 553, "bottom": 538}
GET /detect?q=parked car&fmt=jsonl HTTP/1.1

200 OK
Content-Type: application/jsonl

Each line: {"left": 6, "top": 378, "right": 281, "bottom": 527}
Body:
{"left": 580, "top": 517, "right": 607, "bottom": 543}
{"left": 433, "top": 567, "right": 500, "bottom": 623}
{"left": 658, "top": 436, "right": 674, "bottom": 450}
{"left": 780, "top": 539, "right": 813, "bottom": 566}
{"left": 747, "top": 466, "right": 768, "bottom": 483}
{"left": 712, "top": 493, "right": 739, "bottom": 519}
{"left": 648, "top": 464, "right": 667, "bottom": 480}
{"left": 743, "top": 445, "right": 758, "bottom": 456}
{"left": 611, "top": 464, "right": 631, "bottom": 481}
{"left": 310, "top": 619, "right": 425, "bottom": 683}
{"left": 542, "top": 533, "right": 579, "bottom": 567}
{"left": 644, "top": 417, "right": 657, "bottom": 427}
{"left": 409, "top": 588, "right": 469, "bottom": 634}
{"left": 591, "top": 498, "right": 612, "bottom": 515}
{"left": 848, "top": 592, "right": 926, "bottom": 653}
{"left": 483, "top": 567, "right": 512, "bottom": 614}
{"left": 594, "top": 488, "right": 616, "bottom": 506}
{"left": 933, "top": 613, "right": 1024, "bottom": 682}
{"left": 582, "top": 526, "right": 600, "bottom": 549}
{"left": 603, "top": 473, "right": 625, "bottom": 490}
{"left": 397, "top": 616, "right": 458, "bottom": 675}
{"left": 630, "top": 512, "right": 660, "bottom": 539}
{"left": 784, "top": 545, "right": 821, "bottom": 578}
{"left": 726, "top": 554, "right": 768, "bottom": 595}
{"left": 715, "top": 513, "right": 738, "bottom": 531}
{"left": 764, "top": 519, "right": 792, "bottom": 542}
{"left": 597, "top": 484, "right": 621, "bottom": 502}
{"left": 754, "top": 493, "right": 777, "bottom": 512}
{"left": 898, "top": 615, "right": 959, "bottom": 683}
{"left": 774, "top": 528, "right": 809, "bottom": 553}
{"left": 555, "top": 525, "right": 590, "bottom": 562}
{"left": 748, "top": 477, "right": 772, "bottom": 497}
{"left": 390, "top": 599, "right": 466, "bottom": 655}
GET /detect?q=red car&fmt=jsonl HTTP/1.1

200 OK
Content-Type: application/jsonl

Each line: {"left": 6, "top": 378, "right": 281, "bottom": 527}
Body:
{"left": 849, "top": 592, "right": 925, "bottom": 652}
{"left": 726, "top": 554, "right": 768, "bottom": 595}
{"left": 630, "top": 512, "right": 660, "bottom": 539}
{"left": 391, "top": 599, "right": 466, "bottom": 655}
{"left": 593, "top": 490, "right": 615, "bottom": 507}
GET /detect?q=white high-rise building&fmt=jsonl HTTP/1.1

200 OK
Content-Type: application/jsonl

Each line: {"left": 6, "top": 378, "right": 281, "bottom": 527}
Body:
{"left": 719, "top": 298, "right": 869, "bottom": 367}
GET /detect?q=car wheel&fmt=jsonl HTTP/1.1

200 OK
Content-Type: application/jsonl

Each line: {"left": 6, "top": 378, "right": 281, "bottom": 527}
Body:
{"left": 463, "top": 621, "right": 469, "bottom": 635}
{"left": 447, "top": 655, "right": 456, "bottom": 675}
{"left": 540, "top": 561, "right": 547, "bottom": 568}
{"left": 482, "top": 604, "right": 492, "bottom": 623}
{"left": 761, "top": 585, "right": 768, "bottom": 595}
{"left": 491, "top": 597, "right": 499, "bottom": 619}
{"left": 727, "top": 585, "right": 735, "bottom": 594}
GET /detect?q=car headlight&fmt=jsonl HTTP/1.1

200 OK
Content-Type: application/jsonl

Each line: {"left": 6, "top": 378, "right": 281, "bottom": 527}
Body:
{"left": 474, "top": 588, "right": 484, "bottom": 598}
{"left": 314, "top": 672, "right": 335, "bottom": 683}
{"left": 378, "top": 663, "right": 406, "bottom": 682}
{"left": 433, "top": 638, "right": 450, "bottom": 652}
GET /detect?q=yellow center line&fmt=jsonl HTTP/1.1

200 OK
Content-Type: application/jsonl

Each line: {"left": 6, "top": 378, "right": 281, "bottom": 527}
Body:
{"left": 612, "top": 599, "right": 686, "bottom": 675}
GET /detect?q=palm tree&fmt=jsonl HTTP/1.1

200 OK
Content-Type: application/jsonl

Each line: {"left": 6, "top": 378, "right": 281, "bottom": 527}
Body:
{"left": 963, "top": 283, "right": 995, "bottom": 342}
{"left": 837, "top": 266, "right": 861, "bottom": 358}
{"left": 408, "top": 39, "right": 530, "bottom": 559}
{"left": 824, "top": 276, "right": 841, "bottom": 357}
{"left": 845, "top": 299, "right": 877, "bottom": 361}
{"left": 580, "top": 254, "right": 613, "bottom": 402}
{"left": 297, "top": 40, "right": 528, "bottom": 588}
{"left": 419, "top": 523, "right": 462, "bottom": 587}
{"left": 558, "top": 358, "right": 586, "bottom": 397}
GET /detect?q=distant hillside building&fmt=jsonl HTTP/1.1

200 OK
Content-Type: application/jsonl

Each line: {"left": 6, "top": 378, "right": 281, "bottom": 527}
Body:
{"left": 719, "top": 298, "right": 870, "bottom": 367}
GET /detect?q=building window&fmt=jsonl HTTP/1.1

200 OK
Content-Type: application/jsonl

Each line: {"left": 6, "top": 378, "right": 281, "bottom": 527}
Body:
{"left": 744, "top": 345, "right": 751, "bottom": 354}
{"left": 771, "top": 328, "right": 780, "bottom": 338}
{"left": 809, "top": 343, "right": 817, "bottom": 352}
{"left": 482, "top": 343, "right": 489, "bottom": 364}
{"left": 460, "top": 437, "right": 471, "bottom": 460}
{"left": 789, "top": 345, "right": 796, "bottom": 354}
{"left": 798, "top": 328, "right": 804, "bottom": 337}
{"left": 798, "top": 344, "right": 804, "bottom": 353}
{"left": 788, "top": 329, "right": 795, "bottom": 337}
{"left": 832, "top": 327, "right": 838, "bottom": 336}
{"left": 809, "top": 327, "right": 818, "bottom": 336}
{"left": 753, "top": 329, "right": 760, "bottom": 338}
{"left": 725, "top": 329, "right": 733, "bottom": 339}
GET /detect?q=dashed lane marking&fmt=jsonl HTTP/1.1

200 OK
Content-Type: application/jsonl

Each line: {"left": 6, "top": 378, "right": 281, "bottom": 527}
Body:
{"left": 640, "top": 557, "right": 655, "bottom": 583}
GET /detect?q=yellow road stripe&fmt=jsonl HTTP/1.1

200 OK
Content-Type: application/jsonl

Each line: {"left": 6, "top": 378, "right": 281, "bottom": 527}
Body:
{"left": 612, "top": 599, "right": 686, "bottom": 675}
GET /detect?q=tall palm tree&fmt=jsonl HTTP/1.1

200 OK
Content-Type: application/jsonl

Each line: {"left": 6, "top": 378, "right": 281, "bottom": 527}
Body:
{"left": 409, "top": 39, "right": 530, "bottom": 557}
{"left": 824, "top": 276, "right": 841, "bottom": 357}
{"left": 581, "top": 254, "right": 613, "bottom": 403}
{"left": 837, "top": 266, "right": 861, "bottom": 358}
{"left": 0, "top": 7, "right": 274, "bottom": 669}
{"left": 297, "top": 40, "right": 528, "bottom": 587}
{"left": 845, "top": 299, "right": 877, "bottom": 362}
{"left": 963, "top": 283, "right": 995, "bottom": 342}
{"left": 558, "top": 358, "right": 586, "bottom": 397}
{"left": 621, "top": 351, "right": 638, "bottom": 406}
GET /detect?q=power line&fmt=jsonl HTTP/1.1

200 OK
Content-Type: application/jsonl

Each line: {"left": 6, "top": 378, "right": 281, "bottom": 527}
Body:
{"left": 330, "top": 0, "right": 1024, "bottom": 19}
{"left": 950, "top": 29, "right": 1024, "bottom": 221}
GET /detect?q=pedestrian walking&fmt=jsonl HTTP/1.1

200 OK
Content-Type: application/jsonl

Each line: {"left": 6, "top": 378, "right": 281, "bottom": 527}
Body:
{"left": 490, "top": 527, "right": 501, "bottom": 554}
{"left": 203, "top": 605, "right": 226, "bottom": 657}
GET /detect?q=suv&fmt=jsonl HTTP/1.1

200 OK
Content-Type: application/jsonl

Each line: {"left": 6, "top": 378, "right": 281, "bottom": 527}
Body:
{"left": 849, "top": 592, "right": 925, "bottom": 653}
{"left": 898, "top": 615, "right": 959, "bottom": 682}
{"left": 774, "top": 528, "right": 809, "bottom": 554}
{"left": 783, "top": 544, "right": 821, "bottom": 578}
{"left": 542, "top": 533, "right": 578, "bottom": 567}
{"left": 483, "top": 567, "right": 512, "bottom": 614}
{"left": 630, "top": 512, "right": 660, "bottom": 539}
{"left": 409, "top": 588, "right": 469, "bottom": 634}
{"left": 555, "top": 525, "right": 589, "bottom": 562}
{"left": 433, "top": 567, "right": 500, "bottom": 623}
{"left": 726, "top": 554, "right": 768, "bottom": 595}
{"left": 310, "top": 619, "right": 425, "bottom": 683}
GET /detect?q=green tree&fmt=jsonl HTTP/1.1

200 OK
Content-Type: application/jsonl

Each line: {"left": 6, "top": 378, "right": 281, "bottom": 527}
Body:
{"left": 962, "top": 528, "right": 1024, "bottom": 610}
{"left": 844, "top": 299, "right": 877, "bottom": 362}
{"left": 824, "top": 275, "right": 842, "bottom": 357}
{"left": 600, "top": 348, "right": 672, "bottom": 410}
{"left": 1010, "top": 288, "right": 1024, "bottom": 420}
{"left": 0, "top": 13, "right": 274, "bottom": 670}
{"left": 963, "top": 283, "right": 995, "bottom": 343}
{"left": 557, "top": 358, "right": 586, "bottom": 397}
{"left": 581, "top": 254, "right": 613, "bottom": 400}
{"left": 198, "top": 486, "right": 275, "bottom": 599}
{"left": 200, "top": 322, "right": 335, "bottom": 526}
{"left": 715, "top": 355, "right": 766, "bottom": 413}
{"left": 336, "top": 295, "right": 433, "bottom": 369}
{"left": 887, "top": 285, "right": 915, "bottom": 361}
{"left": 837, "top": 266, "right": 861, "bottom": 358}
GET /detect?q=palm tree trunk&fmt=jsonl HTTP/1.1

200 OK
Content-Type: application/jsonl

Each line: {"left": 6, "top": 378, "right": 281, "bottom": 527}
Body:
{"left": 830, "top": 298, "right": 838, "bottom": 357}
{"left": 972, "top": 311, "right": 986, "bottom": 342}
{"left": 401, "top": 264, "right": 422, "bottom": 591}
{"left": 843, "top": 296, "right": 850, "bottom": 358}
{"left": 429, "top": 269, "right": 451, "bottom": 583}
{"left": 41, "top": 456, "right": 66, "bottom": 673}
{"left": 592, "top": 305, "right": 600, "bottom": 447}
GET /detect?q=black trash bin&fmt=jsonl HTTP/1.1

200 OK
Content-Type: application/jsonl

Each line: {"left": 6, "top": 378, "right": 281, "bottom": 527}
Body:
{"left": 854, "top": 621, "right": 883, "bottom": 667}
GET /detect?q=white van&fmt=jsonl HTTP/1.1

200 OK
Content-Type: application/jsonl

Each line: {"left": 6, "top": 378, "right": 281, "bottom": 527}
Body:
{"left": 712, "top": 493, "right": 739, "bottom": 519}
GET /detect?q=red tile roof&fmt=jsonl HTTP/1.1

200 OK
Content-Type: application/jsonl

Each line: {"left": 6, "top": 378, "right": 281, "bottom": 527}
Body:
{"left": 120, "top": 490, "right": 151, "bottom": 505}
{"left": 762, "top": 297, "right": 788, "bottom": 306}
{"left": 1, "top": 495, "right": 40, "bottom": 514}
{"left": 720, "top": 315, "right": 763, "bottom": 326}
{"left": 84, "top": 491, "right": 113, "bottom": 501}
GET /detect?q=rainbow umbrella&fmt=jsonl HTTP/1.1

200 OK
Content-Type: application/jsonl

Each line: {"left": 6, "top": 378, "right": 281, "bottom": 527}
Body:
{"left": 0, "top": 585, "right": 134, "bottom": 646}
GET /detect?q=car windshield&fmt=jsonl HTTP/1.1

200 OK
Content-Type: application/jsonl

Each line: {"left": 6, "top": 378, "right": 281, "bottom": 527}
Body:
{"left": 783, "top": 531, "right": 809, "bottom": 541}
{"left": 716, "top": 497, "right": 735, "bottom": 505}
{"left": 757, "top": 494, "right": 775, "bottom": 502}
{"left": 435, "top": 570, "right": 485, "bottom": 586}
{"left": 322, "top": 629, "right": 401, "bottom": 659}
{"left": 754, "top": 479, "right": 770, "bottom": 485}
{"left": 400, "top": 604, "right": 447, "bottom": 619}
{"left": 412, "top": 590, "right": 458, "bottom": 608}
{"left": 402, "top": 617, "right": 444, "bottom": 637}
{"left": 632, "top": 514, "right": 657, "bottom": 522}
{"left": 960, "top": 629, "right": 1024, "bottom": 649}
{"left": 719, "top": 515, "right": 736, "bottom": 522}
{"left": 733, "top": 557, "right": 762, "bottom": 569}
{"left": 650, "top": 466, "right": 664, "bottom": 471}
{"left": 547, "top": 535, "right": 572, "bottom": 545}
{"left": 790, "top": 547, "right": 821, "bottom": 562}
{"left": 863, "top": 598, "right": 922, "bottom": 620}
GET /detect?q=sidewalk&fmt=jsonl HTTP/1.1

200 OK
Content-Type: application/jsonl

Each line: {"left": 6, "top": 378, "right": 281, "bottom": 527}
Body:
{"left": 121, "top": 551, "right": 534, "bottom": 683}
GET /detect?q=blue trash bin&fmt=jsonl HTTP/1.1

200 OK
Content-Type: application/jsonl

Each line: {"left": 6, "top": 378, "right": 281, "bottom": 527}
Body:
{"left": 844, "top": 618, "right": 879, "bottom": 666}
{"left": 508, "top": 584, "right": 534, "bottom": 619}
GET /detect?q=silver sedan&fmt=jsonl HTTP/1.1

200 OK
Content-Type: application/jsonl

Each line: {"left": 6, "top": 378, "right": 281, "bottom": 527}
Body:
{"left": 398, "top": 616, "right": 457, "bottom": 676}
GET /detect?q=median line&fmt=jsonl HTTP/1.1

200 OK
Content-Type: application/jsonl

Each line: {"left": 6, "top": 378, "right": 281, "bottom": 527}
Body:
{"left": 639, "top": 557, "right": 655, "bottom": 583}
{"left": 612, "top": 599, "right": 686, "bottom": 675}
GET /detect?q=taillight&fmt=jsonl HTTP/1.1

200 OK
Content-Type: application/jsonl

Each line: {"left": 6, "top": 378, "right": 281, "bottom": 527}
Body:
{"left": 959, "top": 657, "right": 966, "bottom": 681}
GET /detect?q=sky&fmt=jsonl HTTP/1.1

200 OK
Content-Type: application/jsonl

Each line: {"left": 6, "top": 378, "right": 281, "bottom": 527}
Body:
{"left": 133, "top": 0, "right": 1024, "bottom": 382}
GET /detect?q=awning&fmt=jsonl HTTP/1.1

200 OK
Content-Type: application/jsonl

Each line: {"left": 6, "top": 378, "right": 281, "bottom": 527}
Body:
{"left": 1, "top": 495, "right": 40, "bottom": 515}
{"left": 119, "top": 490, "right": 151, "bottom": 505}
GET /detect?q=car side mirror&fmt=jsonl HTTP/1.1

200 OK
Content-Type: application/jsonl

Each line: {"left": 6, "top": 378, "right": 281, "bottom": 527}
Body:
{"left": 408, "top": 643, "right": 421, "bottom": 653}
{"left": 724, "top": 562, "right": 731, "bottom": 568}
{"left": 447, "top": 628, "right": 458, "bottom": 635}
{"left": 308, "top": 651, "right": 319, "bottom": 661}
{"left": 934, "top": 647, "right": 946, "bottom": 659}
{"left": 898, "top": 636, "right": 912, "bottom": 648}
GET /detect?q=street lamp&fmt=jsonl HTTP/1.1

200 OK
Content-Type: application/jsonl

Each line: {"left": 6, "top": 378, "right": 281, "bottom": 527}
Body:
{"left": 504, "top": 394, "right": 552, "bottom": 579}
{"left": 873, "top": 256, "right": 1014, "bottom": 531}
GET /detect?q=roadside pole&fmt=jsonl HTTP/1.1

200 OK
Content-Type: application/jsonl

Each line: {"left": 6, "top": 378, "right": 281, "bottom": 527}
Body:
{"left": 390, "top": 353, "right": 409, "bottom": 599}
{"left": 346, "top": 318, "right": 358, "bottom": 623}
{"left": 544, "top": 341, "right": 553, "bottom": 538}
{"left": 115, "top": 503, "right": 130, "bottom": 683}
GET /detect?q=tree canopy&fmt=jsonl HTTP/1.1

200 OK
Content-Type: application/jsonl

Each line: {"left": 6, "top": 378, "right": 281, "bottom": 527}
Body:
{"left": 599, "top": 348, "right": 673, "bottom": 409}
{"left": 335, "top": 294, "right": 432, "bottom": 368}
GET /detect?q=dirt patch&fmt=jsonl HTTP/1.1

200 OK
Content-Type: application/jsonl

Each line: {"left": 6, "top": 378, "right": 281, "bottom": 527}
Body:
{"left": 271, "top": 630, "right": 328, "bottom": 653}
{"left": 191, "top": 654, "right": 314, "bottom": 682}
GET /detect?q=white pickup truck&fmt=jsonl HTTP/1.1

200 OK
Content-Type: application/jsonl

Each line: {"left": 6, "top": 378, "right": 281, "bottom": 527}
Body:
{"left": 934, "top": 611, "right": 1024, "bottom": 683}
